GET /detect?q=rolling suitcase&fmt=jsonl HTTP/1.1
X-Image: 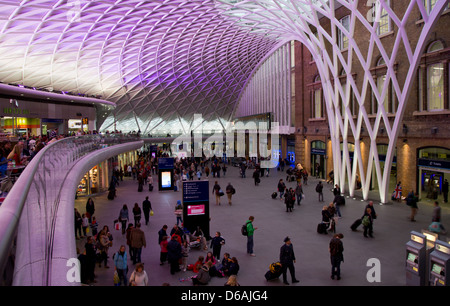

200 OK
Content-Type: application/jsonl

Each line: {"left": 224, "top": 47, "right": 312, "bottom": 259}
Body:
{"left": 350, "top": 218, "right": 362, "bottom": 231}
{"left": 265, "top": 270, "right": 280, "bottom": 281}
{"left": 317, "top": 222, "right": 328, "bottom": 234}
{"left": 265, "top": 262, "right": 283, "bottom": 281}
{"left": 149, "top": 184, "right": 153, "bottom": 191}
{"left": 138, "top": 184, "right": 143, "bottom": 192}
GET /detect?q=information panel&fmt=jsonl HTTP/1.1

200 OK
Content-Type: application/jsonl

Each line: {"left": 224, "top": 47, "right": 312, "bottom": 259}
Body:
{"left": 182, "top": 180, "right": 210, "bottom": 238}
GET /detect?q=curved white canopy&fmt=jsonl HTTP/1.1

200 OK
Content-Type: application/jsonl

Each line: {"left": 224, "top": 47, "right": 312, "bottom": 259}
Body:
{"left": 0, "top": 0, "right": 284, "bottom": 134}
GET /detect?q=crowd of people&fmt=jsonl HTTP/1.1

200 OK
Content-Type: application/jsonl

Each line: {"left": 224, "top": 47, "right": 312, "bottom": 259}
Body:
{"left": 71, "top": 150, "right": 447, "bottom": 287}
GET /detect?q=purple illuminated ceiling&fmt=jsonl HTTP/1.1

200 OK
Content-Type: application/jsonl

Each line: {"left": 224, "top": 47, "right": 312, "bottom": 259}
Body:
{"left": 0, "top": 0, "right": 282, "bottom": 133}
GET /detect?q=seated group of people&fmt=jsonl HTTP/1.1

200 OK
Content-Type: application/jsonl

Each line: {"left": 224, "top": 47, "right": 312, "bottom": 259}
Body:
{"left": 189, "top": 252, "right": 240, "bottom": 286}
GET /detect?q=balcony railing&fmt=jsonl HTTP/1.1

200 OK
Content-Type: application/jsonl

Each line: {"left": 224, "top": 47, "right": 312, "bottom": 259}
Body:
{"left": 0, "top": 134, "right": 142, "bottom": 285}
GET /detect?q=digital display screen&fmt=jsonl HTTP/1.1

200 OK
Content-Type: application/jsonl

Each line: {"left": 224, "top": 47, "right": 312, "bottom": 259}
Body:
{"left": 161, "top": 171, "right": 172, "bottom": 188}
{"left": 432, "top": 263, "right": 443, "bottom": 275}
{"left": 407, "top": 252, "right": 417, "bottom": 263}
{"left": 187, "top": 205, "right": 205, "bottom": 216}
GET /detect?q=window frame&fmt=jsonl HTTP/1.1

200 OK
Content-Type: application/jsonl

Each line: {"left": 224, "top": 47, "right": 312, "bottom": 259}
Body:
{"left": 338, "top": 15, "right": 350, "bottom": 51}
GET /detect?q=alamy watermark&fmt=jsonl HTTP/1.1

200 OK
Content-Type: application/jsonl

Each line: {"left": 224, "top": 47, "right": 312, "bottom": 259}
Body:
{"left": 170, "top": 114, "right": 280, "bottom": 169}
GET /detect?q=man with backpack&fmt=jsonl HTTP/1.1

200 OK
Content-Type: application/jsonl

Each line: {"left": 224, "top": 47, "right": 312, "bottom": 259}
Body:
{"left": 244, "top": 216, "right": 257, "bottom": 256}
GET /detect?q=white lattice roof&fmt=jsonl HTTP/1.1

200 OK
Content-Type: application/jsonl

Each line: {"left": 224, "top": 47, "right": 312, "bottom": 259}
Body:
{"left": 0, "top": 0, "right": 284, "bottom": 133}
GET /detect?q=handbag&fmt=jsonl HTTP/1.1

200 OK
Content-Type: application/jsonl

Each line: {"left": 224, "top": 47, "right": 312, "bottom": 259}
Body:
{"left": 115, "top": 222, "right": 121, "bottom": 231}
{"left": 113, "top": 271, "right": 120, "bottom": 285}
{"left": 219, "top": 189, "right": 225, "bottom": 197}
{"left": 150, "top": 210, "right": 154, "bottom": 216}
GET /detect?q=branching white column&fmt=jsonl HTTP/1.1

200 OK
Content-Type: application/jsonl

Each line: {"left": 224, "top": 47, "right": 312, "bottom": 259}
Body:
{"left": 223, "top": 0, "right": 449, "bottom": 203}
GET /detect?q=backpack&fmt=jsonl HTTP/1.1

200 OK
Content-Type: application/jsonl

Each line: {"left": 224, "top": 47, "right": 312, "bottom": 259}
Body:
{"left": 269, "top": 262, "right": 282, "bottom": 273}
{"left": 361, "top": 215, "right": 370, "bottom": 227}
{"left": 241, "top": 224, "right": 248, "bottom": 236}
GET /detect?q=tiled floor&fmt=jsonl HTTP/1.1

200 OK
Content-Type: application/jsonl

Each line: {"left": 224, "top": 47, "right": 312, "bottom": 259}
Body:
{"left": 74, "top": 165, "right": 449, "bottom": 286}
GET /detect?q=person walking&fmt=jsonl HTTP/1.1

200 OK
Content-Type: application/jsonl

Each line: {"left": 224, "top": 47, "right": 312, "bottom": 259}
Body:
{"left": 85, "top": 197, "right": 95, "bottom": 223}
{"left": 329, "top": 233, "right": 344, "bottom": 280}
{"left": 321, "top": 205, "right": 332, "bottom": 232}
{"left": 132, "top": 203, "right": 142, "bottom": 226}
{"left": 130, "top": 223, "right": 146, "bottom": 265}
{"left": 119, "top": 204, "right": 129, "bottom": 235}
{"left": 365, "top": 201, "right": 377, "bottom": 221}
{"left": 246, "top": 216, "right": 257, "bottom": 256}
{"left": 316, "top": 181, "right": 324, "bottom": 202}
{"left": 295, "top": 181, "right": 303, "bottom": 206}
{"left": 278, "top": 179, "right": 286, "bottom": 201}
{"left": 225, "top": 183, "right": 235, "bottom": 205}
{"left": 362, "top": 207, "right": 374, "bottom": 238}
{"left": 84, "top": 236, "right": 97, "bottom": 284}
{"left": 253, "top": 169, "right": 260, "bottom": 186}
{"left": 405, "top": 190, "right": 419, "bottom": 222}
{"left": 284, "top": 188, "right": 294, "bottom": 212}
{"left": 431, "top": 201, "right": 447, "bottom": 234}
{"left": 113, "top": 245, "right": 128, "bottom": 286}
{"left": 212, "top": 181, "right": 222, "bottom": 205}
{"left": 142, "top": 196, "right": 152, "bottom": 225}
{"left": 126, "top": 223, "right": 134, "bottom": 261}
{"left": 167, "top": 235, "right": 182, "bottom": 275}
{"left": 174, "top": 200, "right": 183, "bottom": 225}
{"left": 332, "top": 184, "right": 341, "bottom": 197}
{"left": 279, "top": 237, "right": 300, "bottom": 285}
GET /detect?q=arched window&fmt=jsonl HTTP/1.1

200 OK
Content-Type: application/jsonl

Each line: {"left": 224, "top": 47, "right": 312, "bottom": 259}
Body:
{"left": 418, "top": 40, "right": 447, "bottom": 112}
{"left": 371, "top": 57, "right": 396, "bottom": 114}
{"left": 312, "top": 75, "right": 323, "bottom": 119}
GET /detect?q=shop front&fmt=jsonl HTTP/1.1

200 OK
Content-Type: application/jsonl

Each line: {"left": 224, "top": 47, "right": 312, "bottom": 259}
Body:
{"left": 117, "top": 150, "right": 138, "bottom": 173}
{"left": 311, "top": 140, "right": 326, "bottom": 179}
{"left": 417, "top": 147, "right": 450, "bottom": 204}
{"left": 1, "top": 116, "right": 41, "bottom": 137}
{"left": 77, "top": 160, "right": 109, "bottom": 197}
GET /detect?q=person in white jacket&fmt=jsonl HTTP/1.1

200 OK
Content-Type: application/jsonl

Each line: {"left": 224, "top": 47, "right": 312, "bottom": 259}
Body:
{"left": 129, "top": 263, "right": 148, "bottom": 286}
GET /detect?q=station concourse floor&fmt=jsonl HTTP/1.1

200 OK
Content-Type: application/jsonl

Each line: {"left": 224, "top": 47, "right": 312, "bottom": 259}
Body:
{"left": 74, "top": 166, "right": 449, "bottom": 287}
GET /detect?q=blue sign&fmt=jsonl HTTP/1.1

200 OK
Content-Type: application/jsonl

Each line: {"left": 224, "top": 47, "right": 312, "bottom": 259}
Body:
{"left": 418, "top": 159, "right": 450, "bottom": 170}
{"left": 312, "top": 148, "right": 326, "bottom": 155}
{"left": 183, "top": 181, "right": 209, "bottom": 203}
{"left": 158, "top": 157, "right": 174, "bottom": 169}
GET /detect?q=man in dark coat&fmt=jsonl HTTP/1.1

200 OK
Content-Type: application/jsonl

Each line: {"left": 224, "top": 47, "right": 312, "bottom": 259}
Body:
{"left": 329, "top": 233, "right": 344, "bottom": 280}
{"left": 279, "top": 237, "right": 299, "bottom": 285}
{"left": 142, "top": 196, "right": 152, "bottom": 225}
{"left": 167, "top": 235, "right": 182, "bottom": 275}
